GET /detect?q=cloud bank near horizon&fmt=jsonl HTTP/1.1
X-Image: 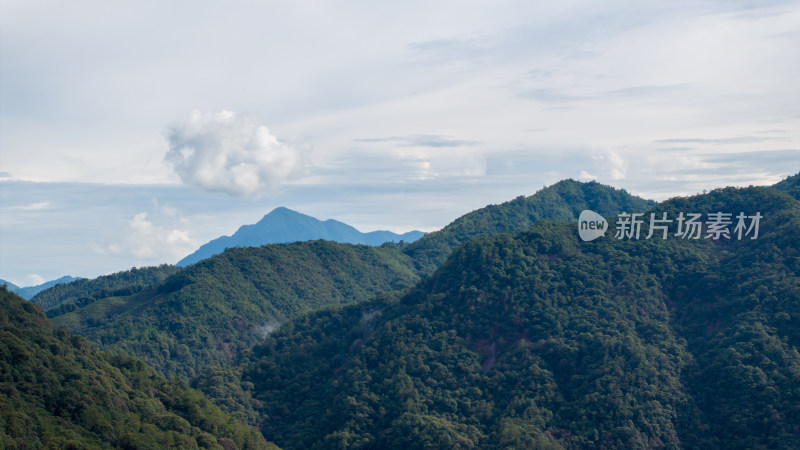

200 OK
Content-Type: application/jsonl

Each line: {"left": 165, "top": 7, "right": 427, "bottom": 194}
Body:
{"left": 2, "top": 0, "right": 799, "bottom": 286}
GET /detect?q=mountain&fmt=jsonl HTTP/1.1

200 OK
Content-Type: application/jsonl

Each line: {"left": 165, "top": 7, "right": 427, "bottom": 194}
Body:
{"left": 0, "top": 280, "right": 19, "bottom": 291}
{"left": 199, "top": 185, "right": 800, "bottom": 449}
{"left": 403, "top": 179, "right": 656, "bottom": 275}
{"left": 1, "top": 276, "right": 83, "bottom": 300}
{"left": 53, "top": 181, "right": 651, "bottom": 380}
{"left": 30, "top": 264, "right": 181, "bottom": 314}
{"left": 773, "top": 171, "right": 800, "bottom": 200}
{"left": 48, "top": 181, "right": 654, "bottom": 382}
{"left": 177, "top": 207, "right": 425, "bottom": 267}
{"left": 53, "top": 240, "right": 421, "bottom": 378}
{"left": 0, "top": 286, "right": 274, "bottom": 448}
{"left": 23, "top": 177, "right": 797, "bottom": 446}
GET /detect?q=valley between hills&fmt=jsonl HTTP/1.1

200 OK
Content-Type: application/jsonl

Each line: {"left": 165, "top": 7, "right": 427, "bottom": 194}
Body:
{"left": 3, "top": 175, "right": 800, "bottom": 448}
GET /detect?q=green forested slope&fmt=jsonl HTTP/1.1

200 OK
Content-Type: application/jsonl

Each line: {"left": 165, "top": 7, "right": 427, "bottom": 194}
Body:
{"left": 0, "top": 286, "right": 274, "bottom": 449}
{"left": 13, "top": 178, "right": 798, "bottom": 448}
{"left": 54, "top": 240, "right": 419, "bottom": 378}
{"left": 661, "top": 186, "right": 800, "bottom": 447}
{"left": 54, "top": 180, "right": 652, "bottom": 381}
{"left": 32, "top": 264, "right": 181, "bottom": 315}
{"left": 773, "top": 171, "right": 800, "bottom": 200}
{"left": 211, "top": 186, "right": 800, "bottom": 449}
{"left": 403, "top": 179, "right": 655, "bottom": 275}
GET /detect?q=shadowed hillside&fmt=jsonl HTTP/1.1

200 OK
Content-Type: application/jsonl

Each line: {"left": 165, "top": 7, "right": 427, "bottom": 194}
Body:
{"left": 202, "top": 186, "right": 800, "bottom": 449}
{"left": 0, "top": 286, "right": 274, "bottom": 449}
{"left": 54, "top": 240, "right": 420, "bottom": 378}
{"left": 52, "top": 181, "right": 653, "bottom": 381}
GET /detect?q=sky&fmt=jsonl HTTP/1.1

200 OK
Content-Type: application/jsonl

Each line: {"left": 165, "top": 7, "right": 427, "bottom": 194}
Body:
{"left": 1, "top": 0, "right": 799, "bottom": 287}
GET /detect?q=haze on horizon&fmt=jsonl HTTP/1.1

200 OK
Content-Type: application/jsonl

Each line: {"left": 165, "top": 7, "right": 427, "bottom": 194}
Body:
{"left": 1, "top": 0, "right": 799, "bottom": 286}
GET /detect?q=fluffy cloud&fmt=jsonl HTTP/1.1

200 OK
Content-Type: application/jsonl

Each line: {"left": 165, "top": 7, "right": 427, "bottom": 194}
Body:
{"left": 592, "top": 149, "right": 628, "bottom": 181}
{"left": 165, "top": 110, "right": 305, "bottom": 197}
{"left": 92, "top": 204, "right": 197, "bottom": 265}
{"left": 23, "top": 274, "right": 45, "bottom": 287}
{"left": 124, "top": 212, "right": 194, "bottom": 260}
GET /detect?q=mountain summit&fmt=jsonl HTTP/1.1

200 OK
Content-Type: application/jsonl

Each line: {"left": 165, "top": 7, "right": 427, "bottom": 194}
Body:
{"left": 177, "top": 207, "right": 424, "bottom": 267}
{"left": 225, "top": 184, "right": 800, "bottom": 449}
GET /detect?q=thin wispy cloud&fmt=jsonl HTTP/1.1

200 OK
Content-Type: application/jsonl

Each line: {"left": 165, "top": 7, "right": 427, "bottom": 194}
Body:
{"left": 655, "top": 136, "right": 789, "bottom": 145}
{"left": 700, "top": 149, "right": 800, "bottom": 166}
{"left": 409, "top": 36, "right": 490, "bottom": 64}
{"left": 517, "top": 84, "right": 697, "bottom": 105}
{"left": 7, "top": 201, "right": 51, "bottom": 211}
{"left": 355, "top": 134, "right": 481, "bottom": 148}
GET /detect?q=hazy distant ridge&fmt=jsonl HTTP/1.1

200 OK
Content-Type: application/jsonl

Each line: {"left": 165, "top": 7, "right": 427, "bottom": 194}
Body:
{"left": 177, "top": 207, "right": 424, "bottom": 267}
{"left": 0, "top": 276, "right": 82, "bottom": 300}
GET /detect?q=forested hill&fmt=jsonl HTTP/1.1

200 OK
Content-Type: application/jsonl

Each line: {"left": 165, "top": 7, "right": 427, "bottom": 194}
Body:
{"left": 774, "top": 171, "right": 800, "bottom": 200}
{"left": 46, "top": 180, "right": 651, "bottom": 380}
{"left": 31, "top": 264, "right": 181, "bottom": 313}
{"left": 53, "top": 240, "right": 420, "bottom": 378}
{"left": 0, "top": 286, "right": 274, "bottom": 449}
{"left": 209, "top": 185, "right": 800, "bottom": 449}
{"left": 32, "top": 179, "right": 646, "bottom": 326}
{"left": 403, "top": 179, "right": 656, "bottom": 275}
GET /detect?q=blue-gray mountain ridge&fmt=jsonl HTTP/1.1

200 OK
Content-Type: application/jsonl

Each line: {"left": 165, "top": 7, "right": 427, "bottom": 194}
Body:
{"left": 176, "top": 207, "right": 425, "bottom": 267}
{"left": 0, "top": 276, "right": 83, "bottom": 300}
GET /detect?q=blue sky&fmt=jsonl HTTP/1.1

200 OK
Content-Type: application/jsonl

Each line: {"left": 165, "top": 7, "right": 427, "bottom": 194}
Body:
{"left": 1, "top": 0, "right": 799, "bottom": 286}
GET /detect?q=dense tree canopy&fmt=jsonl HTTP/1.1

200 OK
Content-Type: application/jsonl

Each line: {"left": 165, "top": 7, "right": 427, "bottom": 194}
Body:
{"left": 200, "top": 186, "right": 800, "bottom": 449}
{"left": 403, "top": 179, "right": 656, "bottom": 275}
{"left": 0, "top": 286, "right": 274, "bottom": 449}
{"left": 774, "top": 171, "right": 800, "bottom": 200}
{"left": 53, "top": 240, "right": 420, "bottom": 378}
{"left": 50, "top": 180, "right": 652, "bottom": 380}
{"left": 33, "top": 264, "right": 181, "bottom": 315}
{"left": 17, "top": 176, "right": 800, "bottom": 448}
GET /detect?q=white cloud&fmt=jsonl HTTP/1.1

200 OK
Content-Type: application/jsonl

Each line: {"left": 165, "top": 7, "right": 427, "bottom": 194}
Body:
{"left": 152, "top": 198, "right": 178, "bottom": 218}
{"left": 93, "top": 205, "right": 197, "bottom": 264}
{"left": 2, "top": 0, "right": 800, "bottom": 283}
{"left": 9, "top": 201, "right": 51, "bottom": 211}
{"left": 23, "top": 274, "right": 45, "bottom": 287}
{"left": 592, "top": 149, "right": 628, "bottom": 180}
{"left": 164, "top": 110, "right": 306, "bottom": 197}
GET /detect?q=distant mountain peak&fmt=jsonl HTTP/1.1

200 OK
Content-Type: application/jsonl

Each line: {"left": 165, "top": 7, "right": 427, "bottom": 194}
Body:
{"left": 1, "top": 275, "right": 83, "bottom": 300}
{"left": 264, "top": 206, "right": 298, "bottom": 217}
{"left": 177, "top": 208, "right": 425, "bottom": 267}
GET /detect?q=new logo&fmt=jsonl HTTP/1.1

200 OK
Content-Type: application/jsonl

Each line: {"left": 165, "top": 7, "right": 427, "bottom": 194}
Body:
{"left": 578, "top": 210, "right": 607, "bottom": 241}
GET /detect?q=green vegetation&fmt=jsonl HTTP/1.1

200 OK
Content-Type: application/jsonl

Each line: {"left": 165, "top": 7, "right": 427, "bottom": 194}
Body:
{"left": 773, "top": 171, "right": 800, "bottom": 200}
{"left": 199, "top": 185, "right": 800, "bottom": 449}
{"left": 55, "top": 240, "right": 420, "bottom": 378}
{"left": 32, "top": 264, "right": 181, "bottom": 315}
{"left": 403, "top": 179, "right": 655, "bottom": 275}
{"left": 0, "top": 286, "right": 274, "bottom": 449}
{"left": 53, "top": 180, "right": 653, "bottom": 382}
{"left": 22, "top": 176, "right": 800, "bottom": 447}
